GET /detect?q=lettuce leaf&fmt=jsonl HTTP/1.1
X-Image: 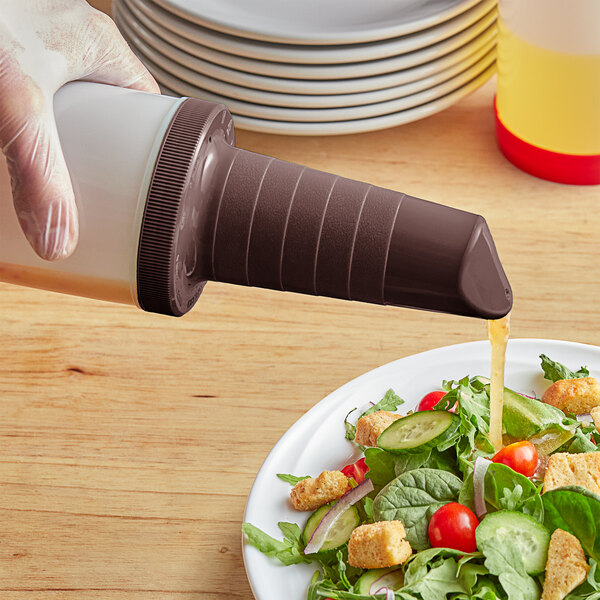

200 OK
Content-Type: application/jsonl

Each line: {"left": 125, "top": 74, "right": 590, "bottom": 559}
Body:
{"left": 540, "top": 354, "right": 589, "bottom": 383}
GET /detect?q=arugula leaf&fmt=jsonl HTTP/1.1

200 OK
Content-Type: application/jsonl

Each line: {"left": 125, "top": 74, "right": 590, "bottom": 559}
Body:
{"left": 372, "top": 468, "right": 462, "bottom": 550}
{"left": 402, "top": 548, "right": 474, "bottom": 600}
{"left": 278, "top": 521, "right": 303, "bottom": 545}
{"left": 438, "top": 377, "right": 492, "bottom": 453}
{"left": 344, "top": 408, "right": 358, "bottom": 442}
{"left": 364, "top": 388, "right": 405, "bottom": 415}
{"left": 344, "top": 390, "right": 404, "bottom": 447}
{"left": 241, "top": 522, "right": 306, "bottom": 566}
{"left": 540, "top": 354, "right": 589, "bottom": 383}
{"left": 478, "top": 537, "right": 540, "bottom": 600}
{"left": 276, "top": 473, "right": 311, "bottom": 485}
{"left": 335, "top": 550, "right": 352, "bottom": 590}
{"left": 543, "top": 486, "right": 600, "bottom": 562}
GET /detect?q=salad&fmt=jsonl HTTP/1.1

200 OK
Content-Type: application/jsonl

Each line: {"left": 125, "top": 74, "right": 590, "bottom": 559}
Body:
{"left": 242, "top": 354, "right": 600, "bottom": 600}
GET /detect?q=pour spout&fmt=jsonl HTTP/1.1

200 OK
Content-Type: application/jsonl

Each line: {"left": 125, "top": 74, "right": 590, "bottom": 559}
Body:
{"left": 200, "top": 138, "right": 512, "bottom": 319}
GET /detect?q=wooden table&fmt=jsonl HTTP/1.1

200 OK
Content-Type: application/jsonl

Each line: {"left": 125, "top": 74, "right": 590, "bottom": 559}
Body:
{"left": 1, "top": 3, "right": 599, "bottom": 598}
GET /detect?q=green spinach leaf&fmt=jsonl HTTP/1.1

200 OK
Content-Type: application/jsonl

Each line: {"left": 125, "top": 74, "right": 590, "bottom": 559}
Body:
{"left": 484, "top": 463, "right": 544, "bottom": 522}
{"left": 372, "top": 468, "right": 462, "bottom": 550}
{"left": 543, "top": 486, "right": 600, "bottom": 562}
{"left": 364, "top": 447, "right": 398, "bottom": 487}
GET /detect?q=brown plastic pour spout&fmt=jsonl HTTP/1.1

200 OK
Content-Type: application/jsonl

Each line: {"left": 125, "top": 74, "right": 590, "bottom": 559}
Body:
{"left": 136, "top": 98, "right": 513, "bottom": 318}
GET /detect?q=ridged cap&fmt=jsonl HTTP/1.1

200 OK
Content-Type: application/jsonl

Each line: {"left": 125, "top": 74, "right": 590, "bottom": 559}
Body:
{"left": 137, "top": 98, "right": 233, "bottom": 316}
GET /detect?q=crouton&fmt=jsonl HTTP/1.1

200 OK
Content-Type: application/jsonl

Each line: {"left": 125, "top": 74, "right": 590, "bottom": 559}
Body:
{"left": 591, "top": 406, "right": 600, "bottom": 433}
{"left": 541, "top": 529, "right": 589, "bottom": 600}
{"left": 543, "top": 452, "right": 600, "bottom": 494}
{"left": 347, "top": 521, "right": 412, "bottom": 569}
{"left": 542, "top": 377, "right": 600, "bottom": 415}
{"left": 355, "top": 411, "right": 402, "bottom": 447}
{"left": 289, "top": 470, "right": 348, "bottom": 511}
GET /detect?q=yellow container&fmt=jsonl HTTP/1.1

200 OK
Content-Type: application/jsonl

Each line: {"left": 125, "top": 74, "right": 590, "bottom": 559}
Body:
{"left": 495, "top": 0, "right": 600, "bottom": 184}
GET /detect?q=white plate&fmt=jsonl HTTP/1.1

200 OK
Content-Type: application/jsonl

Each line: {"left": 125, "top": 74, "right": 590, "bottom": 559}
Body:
{"left": 120, "top": 0, "right": 496, "bottom": 84}
{"left": 151, "top": 0, "right": 483, "bottom": 45}
{"left": 153, "top": 62, "right": 495, "bottom": 135}
{"left": 242, "top": 339, "right": 600, "bottom": 600}
{"left": 118, "top": 8, "right": 496, "bottom": 110}
{"left": 123, "top": 30, "right": 495, "bottom": 120}
{"left": 116, "top": 1, "right": 496, "bottom": 104}
{"left": 126, "top": 0, "right": 496, "bottom": 65}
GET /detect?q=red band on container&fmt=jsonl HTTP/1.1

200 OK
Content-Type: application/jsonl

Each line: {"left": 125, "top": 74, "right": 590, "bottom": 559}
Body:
{"left": 494, "top": 97, "right": 600, "bottom": 186}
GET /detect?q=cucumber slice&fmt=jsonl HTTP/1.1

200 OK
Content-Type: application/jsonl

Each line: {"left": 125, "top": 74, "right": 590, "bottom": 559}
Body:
{"left": 301, "top": 503, "right": 360, "bottom": 553}
{"left": 476, "top": 510, "right": 550, "bottom": 575}
{"left": 377, "top": 410, "right": 459, "bottom": 454}
{"left": 355, "top": 567, "right": 404, "bottom": 594}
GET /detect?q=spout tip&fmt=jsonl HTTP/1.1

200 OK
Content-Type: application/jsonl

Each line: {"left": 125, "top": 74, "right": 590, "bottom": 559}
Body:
{"left": 459, "top": 218, "right": 513, "bottom": 319}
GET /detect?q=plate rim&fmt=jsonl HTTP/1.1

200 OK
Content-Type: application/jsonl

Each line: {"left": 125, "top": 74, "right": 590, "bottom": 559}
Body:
{"left": 149, "top": 0, "right": 485, "bottom": 46}
{"left": 123, "top": 0, "right": 496, "bottom": 65}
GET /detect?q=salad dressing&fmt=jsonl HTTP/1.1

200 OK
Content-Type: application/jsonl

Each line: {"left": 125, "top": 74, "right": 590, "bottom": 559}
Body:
{"left": 488, "top": 313, "right": 511, "bottom": 451}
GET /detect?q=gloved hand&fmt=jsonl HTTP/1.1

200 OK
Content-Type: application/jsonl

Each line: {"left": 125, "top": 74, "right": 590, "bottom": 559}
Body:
{"left": 0, "top": 0, "right": 159, "bottom": 260}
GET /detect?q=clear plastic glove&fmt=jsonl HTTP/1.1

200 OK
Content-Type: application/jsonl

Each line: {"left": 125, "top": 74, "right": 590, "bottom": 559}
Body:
{"left": 0, "top": 0, "right": 159, "bottom": 260}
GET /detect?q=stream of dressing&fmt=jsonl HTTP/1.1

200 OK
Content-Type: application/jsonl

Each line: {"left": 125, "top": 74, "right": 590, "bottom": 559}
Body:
{"left": 487, "top": 313, "right": 511, "bottom": 451}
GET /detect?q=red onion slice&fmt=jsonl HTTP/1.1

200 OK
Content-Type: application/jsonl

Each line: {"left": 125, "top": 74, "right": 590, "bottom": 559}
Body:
{"left": 304, "top": 478, "right": 374, "bottom": 554}
{"left": 473, "top": 457, "right": 492, "bottom": 519}
{"left": 374, "top": 587, "right": 395, "bottom": 600}
{"left": 577, "top": 413, "right": 592, "bottom": 423}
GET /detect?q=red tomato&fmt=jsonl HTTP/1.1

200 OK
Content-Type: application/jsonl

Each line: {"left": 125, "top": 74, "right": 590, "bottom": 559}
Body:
{"left": 417, "top": 391, "right": 456, "bottom": 412}
{"left": 341, "top": 457, "right": 369, "bottom": 485}
{"left": 492, "top": 441, "right": 538, "bottom": 477}
{"left": 428, "top": 502, "right": 479, "bottom": 553}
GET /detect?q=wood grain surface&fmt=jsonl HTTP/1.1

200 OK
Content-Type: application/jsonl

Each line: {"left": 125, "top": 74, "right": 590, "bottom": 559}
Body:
{"left": 1, "top": 1, "right": 599, "bottom": 598}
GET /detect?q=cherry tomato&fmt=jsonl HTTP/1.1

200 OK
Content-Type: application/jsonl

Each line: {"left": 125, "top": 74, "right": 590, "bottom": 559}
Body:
{"left": 341, "top": 457, "right": 369, "bottom": 485}
{"left": 417, "top": 391, "right": 456, "bottom": 413}
{"left": 492, "top": 441, "right": 538, "bottom": 477}
{"left": 428, "top": 502, "right": 479, "bottom": 553}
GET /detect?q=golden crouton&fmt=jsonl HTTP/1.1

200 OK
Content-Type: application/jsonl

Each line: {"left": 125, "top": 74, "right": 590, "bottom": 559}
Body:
{"left": 591, "top": 406, "right": 600, "bottom": 433}
{"left": 290, "top": 471, "right": 348, "bottom": 511}
{"left": 543, "top": 452, "right": 600, "bottom": 494}
{"left": 347, "top": 521, "right": 412, "bottom": 569}
{"left": 355, "top": 411, "right": 402, "bottom": 447}
{"left": 542, "top": 529, "right": 589, "bottom": 600}
{"left": 542, "top": 377, "right": 600, "bottom": 415}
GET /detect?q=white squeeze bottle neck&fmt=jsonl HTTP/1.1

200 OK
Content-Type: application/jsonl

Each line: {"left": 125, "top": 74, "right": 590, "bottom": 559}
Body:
{"left": 0, "top": 82, "right": 184, "bottom": 306}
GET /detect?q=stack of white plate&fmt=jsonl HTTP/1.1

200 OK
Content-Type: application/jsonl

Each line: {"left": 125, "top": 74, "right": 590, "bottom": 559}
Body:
{"left": 113, "top": 0, "right": 497, "bottom": 135}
